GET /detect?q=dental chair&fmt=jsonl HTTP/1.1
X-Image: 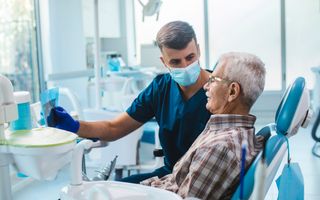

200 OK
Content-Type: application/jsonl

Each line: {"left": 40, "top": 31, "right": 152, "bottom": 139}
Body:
{"left": 232, "top": 77, "right": 312, "bottom": 200}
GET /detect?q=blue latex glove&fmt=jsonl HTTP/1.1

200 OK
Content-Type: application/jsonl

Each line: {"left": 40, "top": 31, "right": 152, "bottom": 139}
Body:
{"left": 48, "top": 106, "right": 80, "bottom": 133}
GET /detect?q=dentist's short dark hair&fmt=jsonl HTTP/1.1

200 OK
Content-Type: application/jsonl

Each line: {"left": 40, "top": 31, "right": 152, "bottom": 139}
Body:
{"left": 156, "top": 21, "right": 197, "bottom": 51}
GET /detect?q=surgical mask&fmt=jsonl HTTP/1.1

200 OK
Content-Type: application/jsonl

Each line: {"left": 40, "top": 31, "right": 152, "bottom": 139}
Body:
{"left": 168, "top": 60, "right": 201, "bottom": 86}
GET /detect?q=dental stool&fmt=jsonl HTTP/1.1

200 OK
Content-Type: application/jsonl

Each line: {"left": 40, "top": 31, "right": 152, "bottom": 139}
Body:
{"left": 232, "top": 77, "right": 312, "bottom": 200}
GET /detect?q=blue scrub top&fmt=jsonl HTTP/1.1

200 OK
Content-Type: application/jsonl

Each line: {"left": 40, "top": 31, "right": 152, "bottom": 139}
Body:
{"left": 126, "top": 73, "right": 211, "bottom": 170}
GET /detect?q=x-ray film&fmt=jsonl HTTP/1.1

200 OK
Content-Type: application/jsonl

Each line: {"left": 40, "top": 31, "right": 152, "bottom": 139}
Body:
{"left": 40, "top": 88, "right": 59, "bottom": 127}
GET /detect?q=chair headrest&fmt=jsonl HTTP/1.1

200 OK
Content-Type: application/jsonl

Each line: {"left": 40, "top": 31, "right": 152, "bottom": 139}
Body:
{"left": 275, "top": 77, "right": 312, "bottom": 137}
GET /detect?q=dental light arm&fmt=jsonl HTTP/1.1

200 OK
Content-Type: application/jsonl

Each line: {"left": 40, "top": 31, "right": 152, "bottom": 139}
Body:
{"left": 138, "top": 0, "right": 162, "bottom": 21}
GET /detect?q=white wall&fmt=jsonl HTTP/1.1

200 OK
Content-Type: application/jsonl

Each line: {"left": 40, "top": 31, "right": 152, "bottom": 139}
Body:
{"left": 39, "top": 0, "right": 137, "bottom": 109}
{"left": 40, "top": 0, "right": 88, "bottom": 108}
{"left": 82, "top": 0, "right": 121, "bottom": 38}
{"left": 100, "top": 0, "right": 137, "bottom": 66}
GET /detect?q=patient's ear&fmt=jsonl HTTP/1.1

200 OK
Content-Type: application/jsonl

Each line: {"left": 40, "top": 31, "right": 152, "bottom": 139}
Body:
{"left": 228, "top": 82, "right": 241, "bottom": 102}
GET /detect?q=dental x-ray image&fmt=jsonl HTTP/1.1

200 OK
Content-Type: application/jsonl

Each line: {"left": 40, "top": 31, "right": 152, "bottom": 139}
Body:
{"left": 40, "top": 88, "right": 59, "bottom": 127}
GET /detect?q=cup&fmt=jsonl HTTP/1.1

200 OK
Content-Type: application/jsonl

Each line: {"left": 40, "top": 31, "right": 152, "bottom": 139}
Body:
{"left": 10, "top": 91, "right": 32, "bottom": 131}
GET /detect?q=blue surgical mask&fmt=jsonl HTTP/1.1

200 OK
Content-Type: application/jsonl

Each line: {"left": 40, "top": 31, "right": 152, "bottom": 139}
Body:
{"left": 168, "top": 60, "right": 201, "bottom": 86}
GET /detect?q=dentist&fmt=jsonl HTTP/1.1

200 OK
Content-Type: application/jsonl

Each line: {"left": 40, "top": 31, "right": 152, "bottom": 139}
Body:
{"left": 50, "top": 21, "right": 212, "bottom": 183}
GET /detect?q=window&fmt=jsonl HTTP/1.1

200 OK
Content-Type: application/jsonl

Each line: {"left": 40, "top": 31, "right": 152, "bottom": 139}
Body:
{"left": 207, "top": 0, "right": 282, "bottom": 90}
{"left": 0, "top": 0, "right": 39, "bottom": 101}
{"left": 286, "top": 0, "right": 320, "bottom": 89}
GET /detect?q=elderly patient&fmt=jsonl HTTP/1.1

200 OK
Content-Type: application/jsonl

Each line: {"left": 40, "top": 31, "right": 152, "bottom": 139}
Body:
{"left": 141, "top": 52, "right": 266, "bottom": 200}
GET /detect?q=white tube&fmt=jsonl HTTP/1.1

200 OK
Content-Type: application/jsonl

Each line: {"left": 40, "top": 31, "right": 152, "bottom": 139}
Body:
{"left": 59, "top": 88, "right": 84, "bottom": 120}
{"left": 70, "top": 140, "right": 93, "bottom": 186}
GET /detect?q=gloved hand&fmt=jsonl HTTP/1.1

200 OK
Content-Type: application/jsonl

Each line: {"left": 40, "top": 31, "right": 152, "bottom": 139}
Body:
{"left": 47, "top": 106, "right": 80, "bottom": 133}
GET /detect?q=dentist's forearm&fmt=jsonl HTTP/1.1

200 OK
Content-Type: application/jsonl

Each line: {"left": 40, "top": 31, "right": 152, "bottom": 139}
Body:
{"left": 77, "top": 120, "right": 117, "bottom": 141}
{"left": 76, "top": 112, "right": 143, "bottom": 141}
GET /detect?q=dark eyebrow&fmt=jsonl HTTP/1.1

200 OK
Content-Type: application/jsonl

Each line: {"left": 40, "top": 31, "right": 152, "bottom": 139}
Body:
{"left": 185, "top": 53, "right": 195, "bottom": 60}
{"left": 169, "top": 58, "right": 181, "bottom": 64}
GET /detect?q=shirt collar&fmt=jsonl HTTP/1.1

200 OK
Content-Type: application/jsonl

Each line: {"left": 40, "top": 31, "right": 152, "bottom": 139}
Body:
{"left": 207, "top": 114, "right": 256, "bottom": 131}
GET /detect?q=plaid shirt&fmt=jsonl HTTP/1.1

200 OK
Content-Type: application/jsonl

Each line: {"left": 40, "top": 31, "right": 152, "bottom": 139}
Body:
{"left": 141, "top": 114, "right": 263, "bottom": 200}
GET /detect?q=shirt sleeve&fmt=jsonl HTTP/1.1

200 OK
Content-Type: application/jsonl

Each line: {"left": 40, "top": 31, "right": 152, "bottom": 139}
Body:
{"left": 126, "top": 79, "right": 157, "bottom": 123}
{"left": 177, "top": 145, "right": 239, "bottom": 199}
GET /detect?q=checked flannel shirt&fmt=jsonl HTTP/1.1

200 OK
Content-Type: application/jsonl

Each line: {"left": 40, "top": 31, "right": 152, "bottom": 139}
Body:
{"left": 141, "top": 114, "right": 264, "bottom": 200}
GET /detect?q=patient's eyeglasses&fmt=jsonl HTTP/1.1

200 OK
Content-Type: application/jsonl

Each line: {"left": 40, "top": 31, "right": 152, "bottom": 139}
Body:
{"left": 207, "top": 76, "right": 242, "bottom": 92}
{"left": 207, "top": 75, "right": 231, "bottom": 85}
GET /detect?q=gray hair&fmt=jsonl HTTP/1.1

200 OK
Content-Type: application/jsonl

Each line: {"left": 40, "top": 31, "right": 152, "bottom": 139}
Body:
{"left": 156, "top": 21, "right": 197, "bottom": 51}
{"left": 217, "top": 52, "right": 266, "bottom": 108}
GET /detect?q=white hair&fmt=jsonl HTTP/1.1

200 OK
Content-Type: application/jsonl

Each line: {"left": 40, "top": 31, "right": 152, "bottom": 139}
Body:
{"left": 217, "top": 52, "right": 266, "bottom": 108}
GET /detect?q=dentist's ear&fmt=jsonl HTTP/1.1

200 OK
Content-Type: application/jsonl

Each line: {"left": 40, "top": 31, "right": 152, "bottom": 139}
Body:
{"left": 197, "top": 44, "right": 201, "bottom": 57}
{"left": 160, "top": 56, "right": 165, "bottom": 65}
{"left": 228, "top": 82, "right": 241, "bottom": 102}
{"left": 160, "top": 56, "right": 169, "bottom": 69}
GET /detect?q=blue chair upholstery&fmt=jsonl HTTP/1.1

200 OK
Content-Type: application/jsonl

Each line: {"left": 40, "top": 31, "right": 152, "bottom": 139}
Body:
{"left": 231, "top": 77, "right": 311, "bottom": 200}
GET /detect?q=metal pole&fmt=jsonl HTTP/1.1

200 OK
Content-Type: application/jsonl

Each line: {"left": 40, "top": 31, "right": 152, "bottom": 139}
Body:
{"left": 93, "top": 0, "right": 102, "bottom": 109}
{"left": 34, "top": 0, "right": 46, "bottom": 94}
{"left": 280, "top": 0, "right": 287, "bottom": 91}
{"left": 203, "top": 0, "right": 210, "bottom": 69}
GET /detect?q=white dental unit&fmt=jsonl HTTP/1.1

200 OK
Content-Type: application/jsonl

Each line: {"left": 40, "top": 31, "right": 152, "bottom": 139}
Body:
{"left": 0, "top": 74, "right": 182, "bottom": 200}
{"left": 0, "top": 74, "right": 78, "bottom": 200}
{"left": 60, "top": 139, "right": 181, "bottom": 200}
